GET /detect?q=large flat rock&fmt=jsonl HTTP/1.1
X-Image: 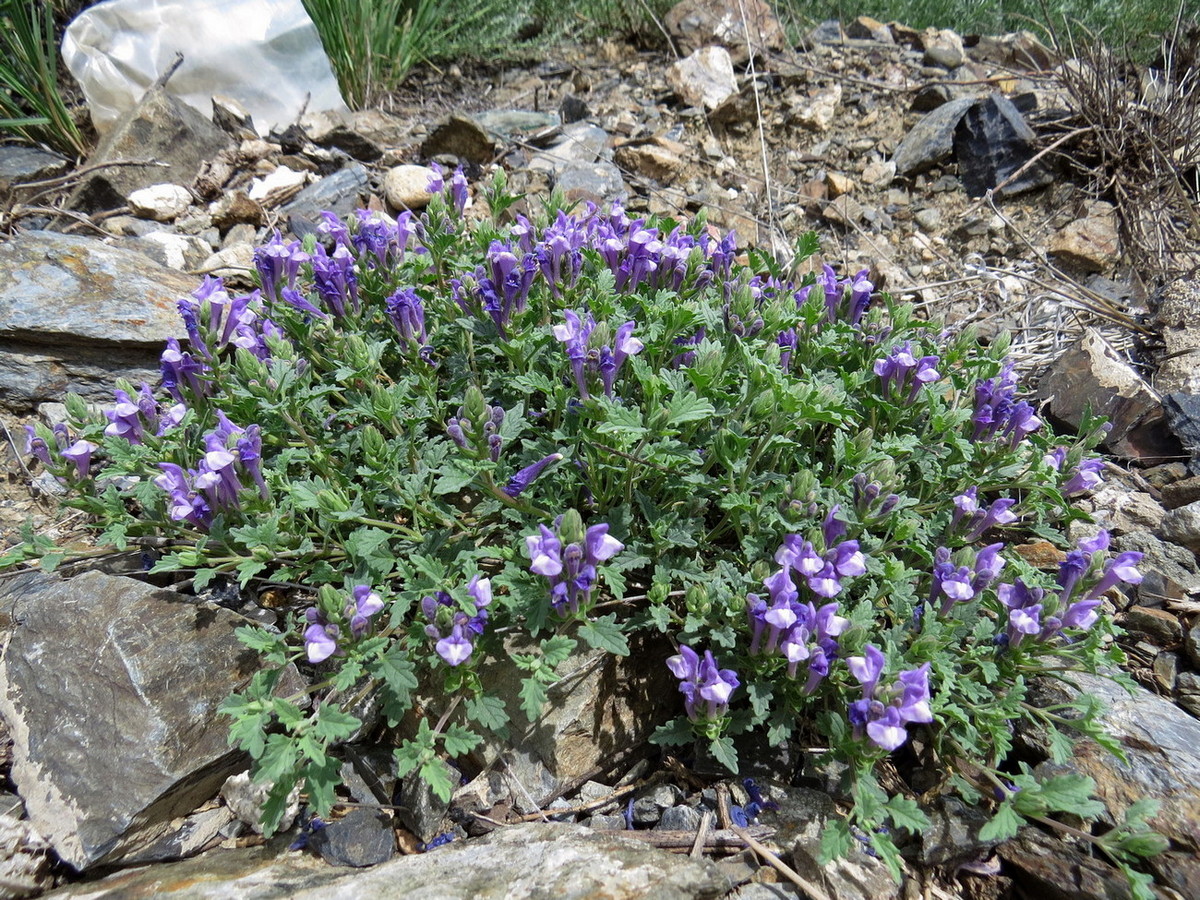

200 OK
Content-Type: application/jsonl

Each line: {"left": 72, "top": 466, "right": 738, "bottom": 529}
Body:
{"left": 44, "top": 823, "right": 731, "bottom": 899}
{"left": 0, "top": 571, "right": 265, "bottom": 869}
{"left": 0, "top": 231, "right": 193, "bottom": 408}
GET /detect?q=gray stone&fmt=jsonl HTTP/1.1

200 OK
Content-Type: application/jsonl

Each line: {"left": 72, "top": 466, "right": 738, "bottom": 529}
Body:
{"left": 1036, "top": 329, "right": 1177, "bottom": 463}
{"left": 119, "top": 804, "right": 236, "bottom": 865}
{"left": 953, "top": 94, "right": 1053, "bottom": 198}
{"left": 1113, "top": 530, "right": 1200, "bottom": 595}
{"left": 585, "top": 813, "right": 627, "bottom": 831}
{"left": 529, "top": 123, "right": 611, "bottom": 174}
{"left": 922, "top": 28, "right": 965, "bottom": 69}
{"left": 1121, "top": 605, "right": 1183, "bottom": 645}
{"left": 1079, "top": 484, "right": 1165, "bottom": 534}
{"left": 1186, "top": 621, "right": 1200, "bottom": 668}
{"left": 1161, "top": 500, "right": 1200, "bottom": 552}
{"left": 282, "top": 164, "right": 371, "bottom": 224}
{"left": 920, "top": 797, "right": 996, "bottom": 866}
{"left": 0, "top": 813, "right": 53, "bottom": 898}
{"left": 69, "top": 85, "right": 231, "bottom": 213}
{"left": 656, "top": 805, "right": 703, "bottom": 832}
{"left": 221, "top": 771, "right": 300, "bottom": 836}
{"left": 395, "top": 761, "right": 452, "bottom": 843}
{"left": 664, "top": 0, "right": 788, "bottom": 66}
{"left": 891, "top": 97, "right": 976, "bottom": 176}
{"left": 632, "top": 784, "right": 682, "bottom": 825}
{"left": 1049, "top": 204, "right": 1121, "bottom": 274}
{"left": 310, "top": 808, "right": 396, "bottom": 868}
{"left": 846, "top": 16, "right": 893, "bottom": 43}
{"left": 0, "top": 231, "right": 194, "bottom": 409}
{"left": 0, "top": 145, "right": 69, "bottom": 187}
{"left": 1153, "top": 279, "right": 1200, "bottom": 394}
{"left": 43, "top": 823, "right": 731, "bottom": 898}
{"left": 134, "top": 232, "right": 214, "bottom": 272}
{"left": 0, "top": 571, "right": 282, "bottom": 869}
{"left": 668, "top": 47, "right": 738, "bottom": 111}
{"left": 474, "top": 110, "right": 560, "bottom": 144}
{"left": 1034, "top": 672, "right": 1200, "bottom": 856}
{"left": 1164, "top": 392, "right": 1200, "bottom": 459}
{"left": 552, "top": 161, "right": 628, "bottom": 206}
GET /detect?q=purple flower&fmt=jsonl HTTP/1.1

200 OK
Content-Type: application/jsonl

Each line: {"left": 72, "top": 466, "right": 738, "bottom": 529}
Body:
{"left": 280, "top": 287, "right": 327, "bottom": 319}
{"left": 847, "top": 644, "right": 886, "bottom": 699}
{"left": 436, "top": 625, "right": 473, "bottom": 666}
{"left": 1063, "top": 458, "right": 1105, "bottom": 496}
{"left": 104, "top": 389, "right": 145, "bottom": 443}
{"left": 386, "top": 288, "right": 428, "bottom": 351}
{"left": 346, "top": 585, "right": 384, "bottom": 638}
{"left": 60, "top": 439, "right": 98, "bottom": 479}
{"left": 667, "top": 645, "right": 739, "bottom": 722}
{"left": 998, "top": 579, "right": 1045, "bottom": 649}
{"left": 449, "top": 167, "right": 469, "bottom": 214}
{"left": 304, "top": 609, "right": 340, "bottom": 664}
{"left": 851, "top": 659, "right": 933, "bottom": 751}
{"left": 1084, "top": 551, "right": 1144, "bottom": 602}
{"left": 254, "top": 230, "right": 308, "bottom": 300}
{"left": 553, "top": 309, "right": 596, "bottom": 399}
{"left": 503, "top": 453, "right": 562, "bottom": 497}
{"left": 310, "top": 244, "right": 358, "bottom": 317}
{"left": 526, "top": 518, "right": 623, "bottom": 616}
{"left": 526, "top": 525, "right": 563, "bottom": 577}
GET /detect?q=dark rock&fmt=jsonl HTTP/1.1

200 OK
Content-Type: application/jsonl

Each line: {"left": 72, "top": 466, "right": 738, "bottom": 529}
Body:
{"left": 891, "top": 97, "right": 976, "bottom": 176}
{"left": 1164, "top": 393, "right": 1200, "bottom": 460}
{"left": 559, "top": 95, "right": 591, "bottom": 124}
{"left": 282, "top": 163, "right": 371, "bottom": 225}
{"left": 393, "top": 763, "right": 451, "bottom": 844}
{"left": 921, "top": 797, "right": 997, "bottom": 866}
{"left": 846, "top": 16, "right": 893, "bottom": 43}
{"left": 910, "top": 84, "right": 954, "bottom": 112}
{"left": 1036, "top": 329, "right": 1179, "bottom": 463}
{"left": 1159, "top": 474, "right": 1200, "bottom": 509}
{"left": 1186, "top": 621, "right": 1200, "bottom": 669}
{"left": 632, "top": 785, "right": 682, "bottom": 825}
{"left": 664, "top": 0, "right": 787, "bottom": 66}
{"left": 309, "top": 808, "right": 396, "bottom": 867}
{"left": 311, "top": 126, "right": 382, "bottom": 163}
{"left": 69, "top": 85, "right": 231, "bottom": 213}
{"left": 211, "top": 95, "right": 257, "bottom": 139}
{"left": 0, "top": 145, "right": 70, "bottom": 188}
{"left": 421, "top": 114, "right": 497, "bottom": 165}
{"left": 1121, "top": 605, "right": 1183, "bottom": 645}
{"left": 998, "top": 826, "right": 1133, "bottom": 900}
{"left": 211, "top": 190, "right": 267, "bottom": 230}
{"left": 0, "top": 230, "right": 196, "bottom": 410}
{"left": 953, "top": 94, "right": 1052, "bottom": 197}
{"left": 0, "top": 571, "right": 278, "bottom": 869}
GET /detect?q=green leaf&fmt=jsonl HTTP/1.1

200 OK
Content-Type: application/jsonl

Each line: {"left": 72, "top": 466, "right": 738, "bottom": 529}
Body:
{"left": 313, "top": 703, "right": 362, "bottom": 743}
{"left": 442, "top": 722, "right": 482, "bottom": 757}
{"left": 650, "top": 717, "right": 695, "bottom": 747}
{"left": 818, "top": 818, "right": 853, "bottom": 864}
{"left": 519, "top": 677, "right": 548, "bottom": 722}
{"left": 258, "top": 733, "right": 301, "bottom": 784}
{"left": 540, "top": 635, "right": 577, "bottom": 668}
{"left": 1029, "top": 772, "right": 1105, "bottom": 819}
{"left": 302, "top": 753, "right": 342, "bottom": 817}
{"left": 708, "top": 734, "right": 739, "bottom": 773}
{"left": 577, "top": 614, "right": 629, "bottom": 655}
{"left": 259, "top": 775, "right": 300, "bottom": 837}
{"left": 433, "top": 463, "right": 477, "bottom": 495}
{"left": 466, "top": 694, "right": 510, "bottom": 733}
{"left": 421, "top": 758, "right": 456, "bottom": 803}
{"left": 884, "top": 795, "right": 931, "bottom": 833}
{"left": 665, "top": 391, "right": 716, "bottom": 427}
{"left": 227, "top": 709, "right": 270, "bottom": 759}
{"left": 978, "top": 803, "right": 1023, "bottom": 843}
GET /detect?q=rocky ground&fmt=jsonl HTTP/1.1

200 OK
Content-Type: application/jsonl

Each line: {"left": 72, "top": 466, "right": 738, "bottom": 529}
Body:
{"left": 1, "top": 1, "right": 1199, "bottom": 897}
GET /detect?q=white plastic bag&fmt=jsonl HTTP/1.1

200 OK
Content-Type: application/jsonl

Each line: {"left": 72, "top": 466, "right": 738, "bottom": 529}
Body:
{"left": 62, "top": 0, "right": 348, "bottom": 136}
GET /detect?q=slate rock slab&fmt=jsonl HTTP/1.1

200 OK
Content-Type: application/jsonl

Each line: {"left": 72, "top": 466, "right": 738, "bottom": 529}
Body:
{"left": 890, "top": 97, "right": 976, "bottom": 176}
{"left": 43, "top": 823, "right": 730, "bottom": 899}
{"left": 0, "top": 571, "right": 268, "bottom": 870}
{"left": 953, "top": 94, "right": 1052, "bottom": 197}
{"left": 0, "top": 230, "right": 194, "bottom": 409}
{"left": 309, "top": 808, "right": 396, "bottom": 867}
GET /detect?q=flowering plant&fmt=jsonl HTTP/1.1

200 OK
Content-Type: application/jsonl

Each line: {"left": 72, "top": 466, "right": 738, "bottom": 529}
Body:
{"left": 5, "top": 171, "right": 1159, "bottom": 887}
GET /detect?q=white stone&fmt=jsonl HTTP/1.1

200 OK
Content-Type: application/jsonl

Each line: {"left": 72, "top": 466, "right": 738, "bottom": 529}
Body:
{"left": 668, "top": 46, "right": 737, "bottom": 111}
{"left": 247, "top": 165, "right": 310, "bottom": 201}
{"left": 126, "top": 183, "right": 192, "bottom": 222}
{"left": 382, "top": 164, "right": 440, "bottom": 210}
{"left": 220, "top": 771, "right": 300, "bottom": 835}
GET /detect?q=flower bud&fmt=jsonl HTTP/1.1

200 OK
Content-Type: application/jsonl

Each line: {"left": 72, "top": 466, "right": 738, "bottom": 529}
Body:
{"left": 559, "top": 508, "right": 585, "bottom": 545}
{"left": 464, "top": 385, "right": 487, "bottom": 423}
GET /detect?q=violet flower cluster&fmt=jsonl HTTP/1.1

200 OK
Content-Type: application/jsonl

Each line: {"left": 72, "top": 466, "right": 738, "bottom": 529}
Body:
{"left": 422, "top": 575, "right": 492, "bottom": 666}
{"left": 666, "top": 645, "right": 740, "bottom": 723}
{"left": 553, "top": 312, "right": 644, "bottom": 401}
{"left": 997, "top": 530, "right": 1142, "bottom": 649}
{"left": 847, "top": 645, "right": 934, "bottom": 751}
{"left": 928, "top": 542, "right": 1006, "bottom": 617}
{"left": 178, "top": 277, "right": 284, "bottom": 363}
{"left": 152, "top": 412, "right": 266, "bottom": 529}
{"left": 304, "top": 585, "right": 385, "bottom": 664}
{"left": 874, "top": 341, "right": 941, "bottom": 404}
{"left": 526, "top": 520, "right": 624, "bottom": 616}
{"left": 104, "top": 383, "right": 186, "bottom": 444}
{"left": 1045, "top": 448, "right": 1106, "bottom": 496}
{"left": 951, "top": 487, "right": 1018, "bottom": 541}
{"left": 24, "top": 424, "right": 97, "bottom": 481}
{"left": 972, "top": 361, "right": 1042, "bottom": 447}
